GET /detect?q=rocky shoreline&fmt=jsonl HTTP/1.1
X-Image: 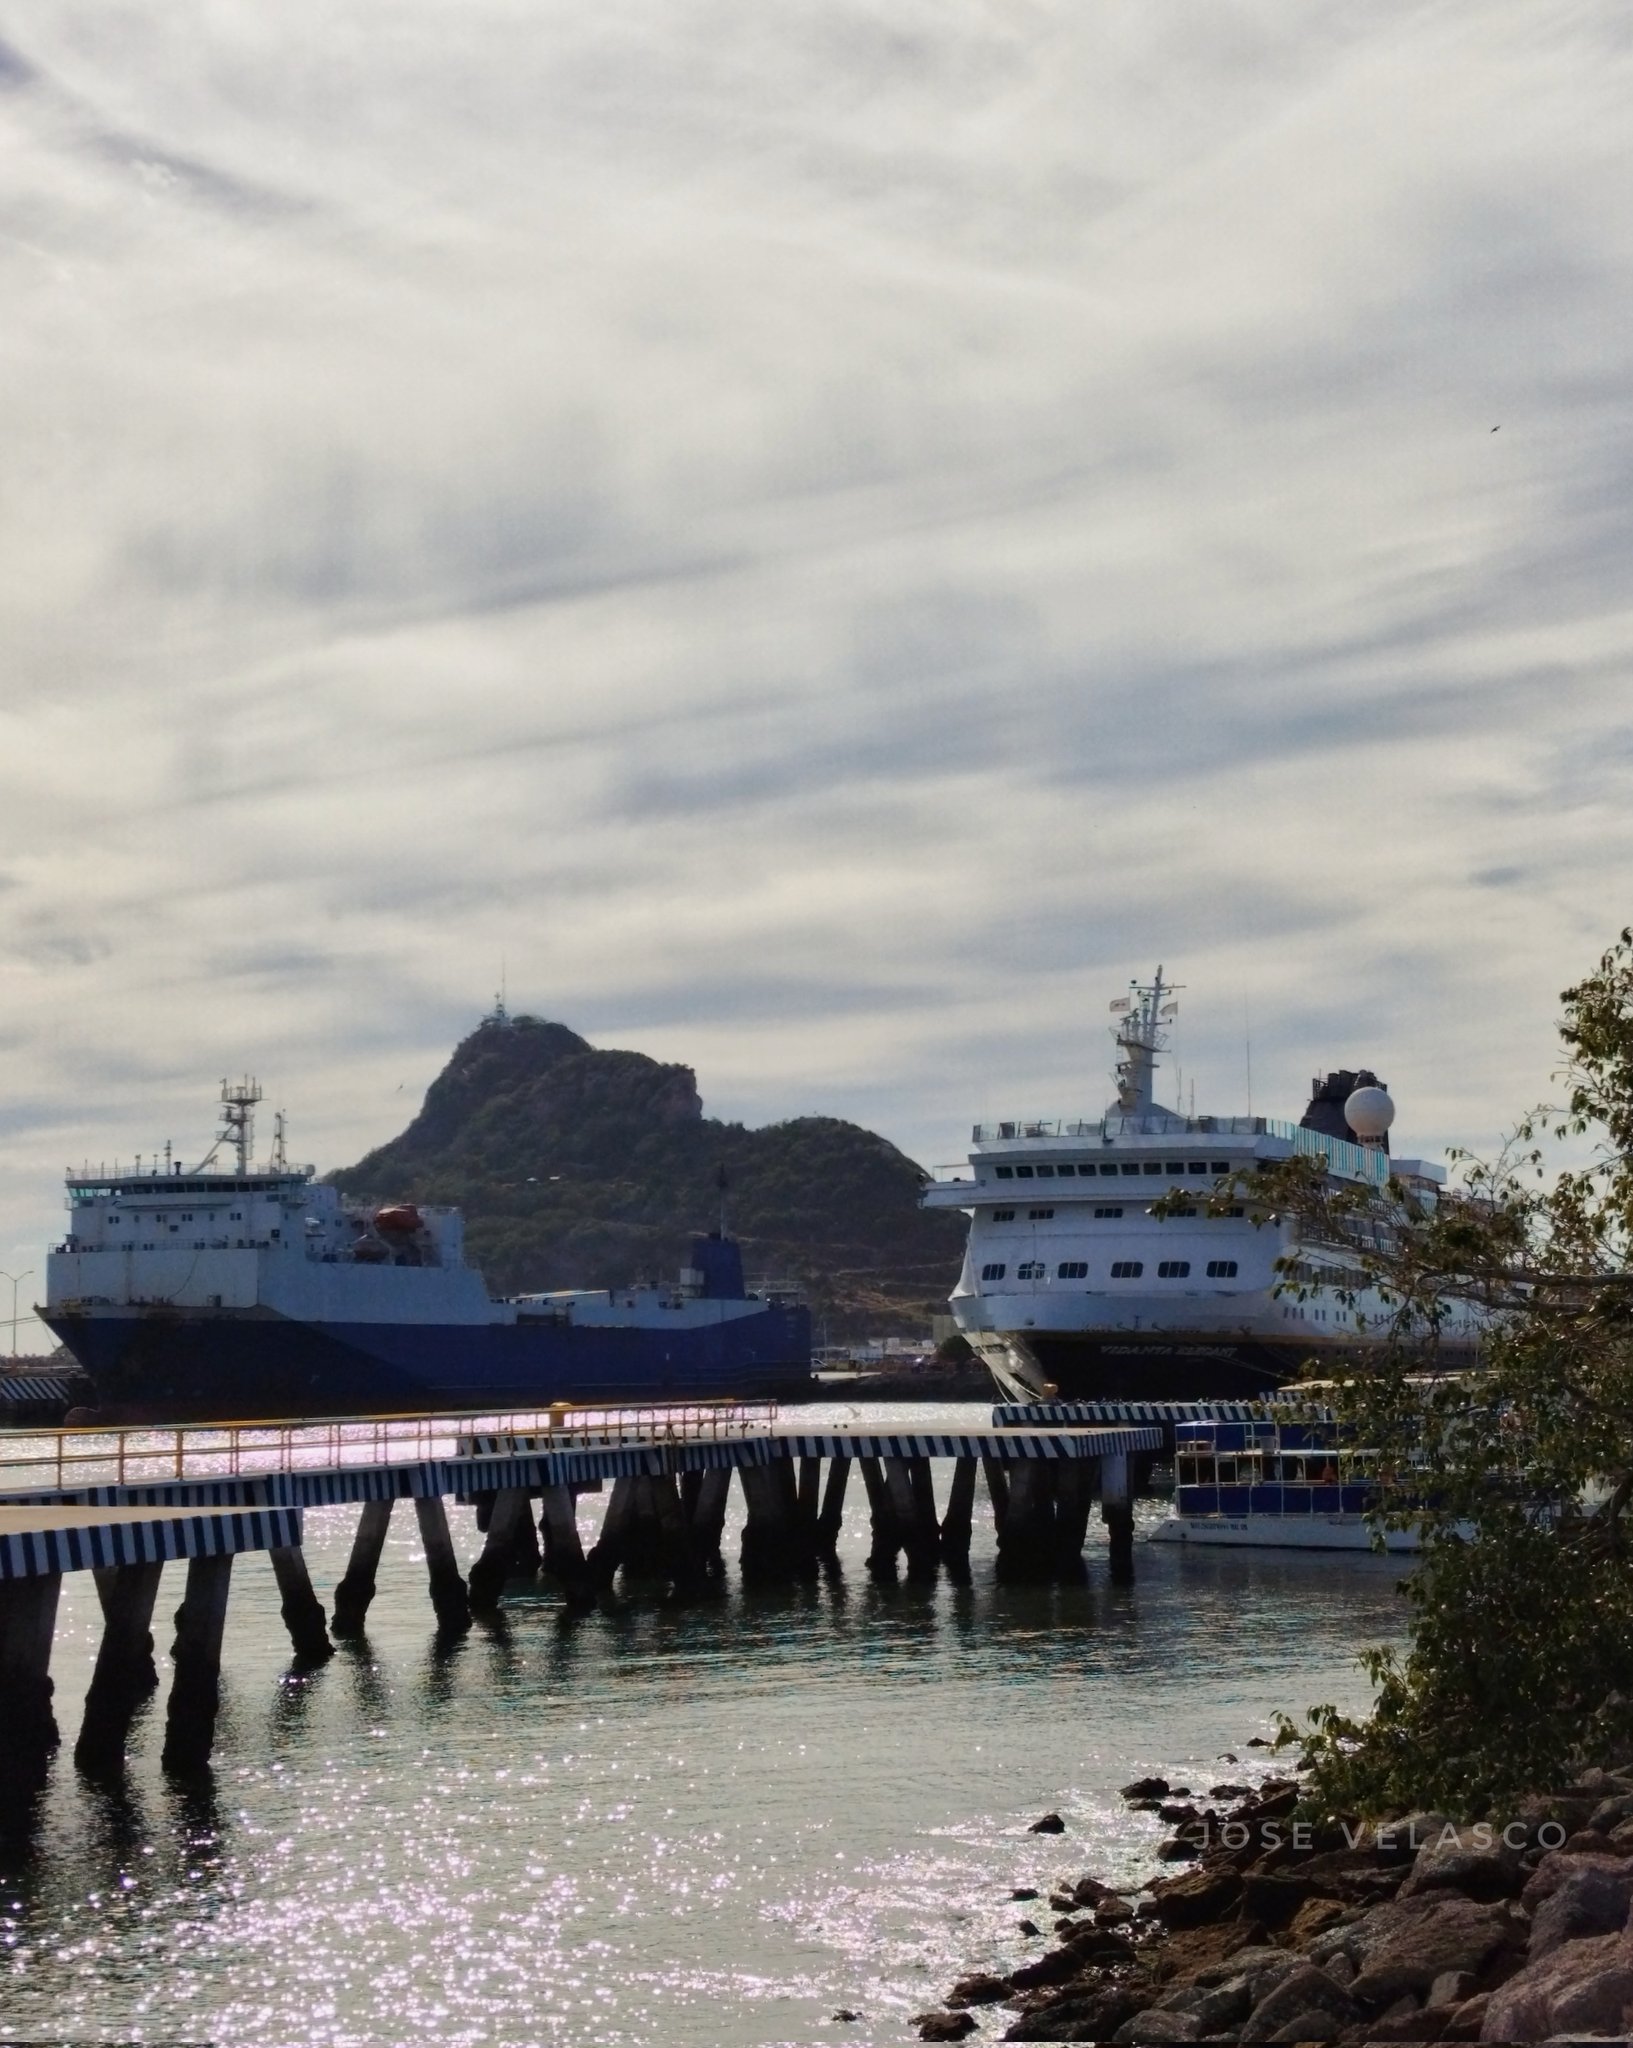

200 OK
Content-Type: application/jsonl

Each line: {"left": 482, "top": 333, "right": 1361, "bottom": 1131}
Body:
{"left": 914, "top": 1764, "right": 1633, "bottom": 2043}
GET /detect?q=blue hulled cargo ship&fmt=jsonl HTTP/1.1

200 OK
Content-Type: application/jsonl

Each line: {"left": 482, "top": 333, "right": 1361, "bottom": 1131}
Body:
{"left": 42, "top": 1082, "right": 812, "bottom": 1422}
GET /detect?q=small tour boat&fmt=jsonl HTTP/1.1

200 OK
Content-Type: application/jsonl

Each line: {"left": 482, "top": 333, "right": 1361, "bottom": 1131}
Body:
{"left": 1149, "top": 1412, "right": 1419, "bottom": 1552}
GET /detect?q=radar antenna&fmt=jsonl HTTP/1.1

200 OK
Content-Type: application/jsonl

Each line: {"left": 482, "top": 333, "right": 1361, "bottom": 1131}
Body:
{"left": 1109, "top": 968, "right": 1183, "bottom": 1116}
{"left": 271, "top": 1109, "right": 288, "bottom": 1172}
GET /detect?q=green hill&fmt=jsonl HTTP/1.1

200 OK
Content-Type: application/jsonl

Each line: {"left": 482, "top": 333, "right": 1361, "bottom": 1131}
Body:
{"left": 332, "top": 1012, "right": 968, "bottom": 1338}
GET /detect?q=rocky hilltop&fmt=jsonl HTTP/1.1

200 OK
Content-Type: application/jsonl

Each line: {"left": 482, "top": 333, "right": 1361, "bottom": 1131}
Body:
{"left": 333, "top": 1012, "right": 967, "bottom": 1338}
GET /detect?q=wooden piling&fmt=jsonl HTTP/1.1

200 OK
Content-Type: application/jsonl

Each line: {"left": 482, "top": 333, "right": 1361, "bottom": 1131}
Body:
{"left": 797, "top": 1455, "right": 821, "bottom": 1531}
{"left": 269, "top": 1546, "right": 333, "bottom": 1662}
{"left": 95, "top": 1559, "right": 161, "bottom": 1688}
{"left": 585, "top": 1473, "right": 641, "bottom": 1590}
{"left": 467, "top": 1487, "right": 536, "bottom": 1613}
{"left": 1052, "top": 1463, "right": 1093, "bottom": 1583}
{"left": 816, "top": 1455, "right": 851, "bottom": 1558}
{"left": 884, "top": 1458, "right": 940, "bottom": 1582}
{"left": 980, "top": 1454, "right": 1010, "bottom": 1536}
{"left": 1100, "top": 1453, "right": 1135, "bottom": 1584}
{"left": 413, "top": 1494, "right": 472, "bottom": 1632}
{"left": 939, "top": 1456, "right": 977, "bottom": 1577}
{"left": 648, "top": 1473, "right": 704, "bottom": 1595}
{"left": 688, "top": 1467, "right": 733, "bottom": 1572}
{"left": 161, "top": 1552, "right": 233, "bottom": 1775}
{"left": 858, "top": 1455, "right": 900, "bottom": 1577}
{"left": 739, "top": 1461, "right": 815, "bottom": 1583}
{"left": 77, "top": 1561, "right": 165, "bottom": 1774}
{"left": 996, "top": 1459, "right": 1058, "bottom": 1581}
{"left": 0, "top": 1571, "right": 63, "bottom": 1803}
{"left": 538, "top": 1484, "right": 596, "bottom": 1611}
{"left": 332, "top": 1498, "right": 394, "bottom": 1636}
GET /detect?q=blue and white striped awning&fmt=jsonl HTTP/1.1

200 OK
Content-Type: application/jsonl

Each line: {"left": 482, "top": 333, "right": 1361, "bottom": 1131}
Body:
{"left": 992, "top": 1400, "right": 1263, "bottom": 1427}
{"left": 777, "top": 1426, "right": 1163, "bottom": 1461}
{"left": 0, "top": 1503, "right": 303, "bottom": 1581}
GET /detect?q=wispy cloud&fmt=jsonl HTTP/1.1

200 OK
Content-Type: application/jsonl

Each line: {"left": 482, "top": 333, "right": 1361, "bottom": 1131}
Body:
{"left": 2, "top": 0, "right": 1631, "bottom": 1339}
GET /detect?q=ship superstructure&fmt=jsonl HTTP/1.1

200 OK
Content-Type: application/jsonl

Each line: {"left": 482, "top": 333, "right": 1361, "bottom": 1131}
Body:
{"left": 42, "top": 1081, "right": 811, "bottom": 1421}
{"left": 922, "top": 972, "right": 1470, "bottom": 1403}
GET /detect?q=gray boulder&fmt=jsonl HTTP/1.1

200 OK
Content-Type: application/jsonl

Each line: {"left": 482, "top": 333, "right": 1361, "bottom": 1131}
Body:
{"left": 1481, "top": 1928, "right": 1633, "bottom": 2041}
{"left": 948, "top": 1974, "right": 1011, "bottom": 2008}
{"left": 1528, "top": 1858, "right": 1633, "bottom": 1959}
{"left": 1111, "top": 2012, "right": 1201, "bottom": 2044}
{"left": 1313, "top": 1891, "right": 1520, "bottom": 2004}
{"left": 1240, "top": 1965, "right": 1361, "bottom": 2042}
{"left": 1190, "top": 1946, "right": 1303, "bottom": 1998}
{"left": 1521, "top": 1848, "right": 1633, "bottom": 1913}
{"left": 1398, "top": 1825, "right": 1524, "bottom": 1902}
{"left": 915, "top": 2014, "right": 979, "bottom": 2042}
{"left": 1002, "top": 1985, "right": 1143, "bottom": 2042}
{"left": 1589, "top": 1792, "right": 1633, "bottom": 1836}
{"left": 1427, "top": 1968, "right": 1479, "bottom": 2007}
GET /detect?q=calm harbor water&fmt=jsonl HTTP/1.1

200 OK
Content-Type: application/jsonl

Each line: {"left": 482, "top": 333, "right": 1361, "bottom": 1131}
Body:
{"left": 1, "top": 1404, "right": 1408, "bottom": 2047}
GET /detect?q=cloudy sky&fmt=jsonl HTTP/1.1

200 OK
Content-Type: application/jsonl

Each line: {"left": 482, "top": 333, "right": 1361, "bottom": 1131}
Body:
{"left": 2, "top": 0, "right": 1631, "bottom": 1340}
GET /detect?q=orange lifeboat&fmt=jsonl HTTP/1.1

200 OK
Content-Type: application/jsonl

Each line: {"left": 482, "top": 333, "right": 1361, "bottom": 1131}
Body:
{"left": 374, "top": 1204, "right": 422, "bottom": 1235}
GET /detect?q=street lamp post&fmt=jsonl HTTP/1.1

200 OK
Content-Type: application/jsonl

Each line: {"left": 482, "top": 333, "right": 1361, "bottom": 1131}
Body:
{"left": 0, "top": 1270, "right": 34, "bottom": 1360}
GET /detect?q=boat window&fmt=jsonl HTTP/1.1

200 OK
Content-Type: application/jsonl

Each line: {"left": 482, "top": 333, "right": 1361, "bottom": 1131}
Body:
{"left": 991, "top": 1208, "right": 1015, "bottom": 1222}
{"left": 1028, "top": 1207, "right": 1054, "bottom": 1220}
{"left": 1100, "top": 1164, "right": 1121, "bottom": 1176}
{"left": 1035, "top": 1164, "right": 1055, "bottom": 1178}
{"left": 1143, "top": 1162, "right": 1162, "bottom": 1176}
{"left": 981, "top": 1263, "right": 1006, "bottom": 1281}
{"left": 1157, "top": 1260, "right": 1191, "bottom": 1278}
{"left": 1056, "top": 1261, "right": 1088, "bottom": 1279}
{"left": 1165, "top": 1161, "right": 1186, "bottom": 1174}
{"left": 1120, "top": 1163, "right": 1141, "bottom": 1177}
{"left": 1225, "top": 1205, "right": 1245, "bottom": 1217}
{"left": 1056, "top": 1165, "right": 1076, "bottom": 1176}
{"left": 995, "top": 1167, "right": 1014, "bottom": 1179}
{"left": 1210, "top": 1160, "right": 1230, "bottom": 1173}
{"left": 1110, "top": 1260, "right": 1144, "bottom": 1279}
{"left": 1207, "top": 1259, "right": 1239, "bottom": 1278}
{"left": 1015, "top": 1166, "right": 1035, "bottom": 1178}
{"left": 1187, "top": 1161, "right": 1209, "bottom": 1174}
{"left": 1093, "top": 1206, "right": 1124, "bottom": 1219}
{"left": 1016, "top": 1261, "right": 1046, "bottom": 1280}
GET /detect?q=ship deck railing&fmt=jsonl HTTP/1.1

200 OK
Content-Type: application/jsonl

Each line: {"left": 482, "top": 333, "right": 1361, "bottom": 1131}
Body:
{"left": 0, "top": 1398, "right": 776, "bottom": 1496}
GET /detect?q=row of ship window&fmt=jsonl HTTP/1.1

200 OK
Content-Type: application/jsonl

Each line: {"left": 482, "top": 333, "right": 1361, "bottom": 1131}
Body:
{"left": 990, "top": 1206, "right": 1243, "bottom": 1223}
{"left": 980, "top": 1259, "right": 1240, "bottom": 1282}
{"left": 992, "top": 1160, "right": 1232, "bottom": 1181}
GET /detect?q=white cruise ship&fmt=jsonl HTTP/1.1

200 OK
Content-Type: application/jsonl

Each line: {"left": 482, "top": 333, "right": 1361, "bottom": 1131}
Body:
{"left": 921, "top": 972, "right": 1473, "bottom": 1405}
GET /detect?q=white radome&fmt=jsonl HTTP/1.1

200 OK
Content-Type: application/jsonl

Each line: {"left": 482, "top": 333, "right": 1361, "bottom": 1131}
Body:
{"left": 1345, "top": 1085, "right": 1396, "bottom": 1140}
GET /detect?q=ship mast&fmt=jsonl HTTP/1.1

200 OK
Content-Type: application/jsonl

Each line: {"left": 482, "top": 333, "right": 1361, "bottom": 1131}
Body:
{"left": 218, "top": 1077, "right": 263, "bottom": 1175}
{"left": 1110, "top": 969, "right": 1182, "bottom": 1115}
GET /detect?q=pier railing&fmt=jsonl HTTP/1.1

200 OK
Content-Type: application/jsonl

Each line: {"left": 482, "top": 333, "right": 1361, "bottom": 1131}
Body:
{"left": 0, "top": 1399, "right": 777, "bottom": 1497}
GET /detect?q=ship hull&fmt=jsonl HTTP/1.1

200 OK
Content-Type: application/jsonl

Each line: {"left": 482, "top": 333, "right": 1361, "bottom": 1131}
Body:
{"left": 1025, "top": 1330, "right": 1301, "bottom": 1401}
{"left": 979, "top": 1328, "right": 1479, "bottom": 1403}
{"left": 42, "top": 1303, "right": 814, "bottom": 1422}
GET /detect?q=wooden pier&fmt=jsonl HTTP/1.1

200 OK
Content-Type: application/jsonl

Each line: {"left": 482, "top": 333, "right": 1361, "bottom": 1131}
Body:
{"left": 0, "top": 1404, "right": 1160, "bottom": 1800}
